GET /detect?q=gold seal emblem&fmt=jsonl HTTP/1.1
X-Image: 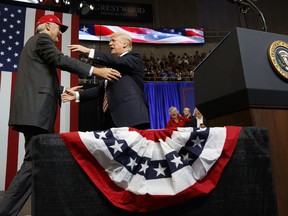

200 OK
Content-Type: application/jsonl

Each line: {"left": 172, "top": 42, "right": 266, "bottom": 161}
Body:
{"left": 268, "top": 40, "right": 288, "bottom": 81}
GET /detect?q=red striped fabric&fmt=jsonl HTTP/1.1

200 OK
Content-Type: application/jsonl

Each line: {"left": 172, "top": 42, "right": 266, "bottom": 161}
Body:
{"left": 60, "top": 126, "right": 242, "bottom": 212}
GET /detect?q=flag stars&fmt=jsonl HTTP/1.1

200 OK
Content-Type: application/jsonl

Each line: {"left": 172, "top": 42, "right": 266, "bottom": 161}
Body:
{"left": 16, "top": 31, "right": 20, "bottom": 35}
{"left": 152, "top": 34, "right": 159, "bottom": 39}
{"left": 16, "top": 20, "right": 21, "bottom": 24}
{"left": 154, "top": 163, "right": 166, "bottom": 177}
{"left": 14, "top": 53, "right": 18, "bottom": 57}
{"left": 127, "top": 157, "right": 138, "bottom": 170}
{"left": 9, "top": 24, "right": 14, "bottom": 29}
{"left": 109, "top": 140, "right": 123, "bottom": 154}
{"left": 15, "top": 41, "right": 19, "bottom": 46}
{"left": 139, "top": 160, "right": 149, "bottom": 174}
{"left": 10, "top": 13, "right": 15, "bottom": 18}
{"left": 17, "top": 9, "right": 22, "bottom": 13}
{"left": 0, "top": 63, "right": 3, "bottom": 68}
{"left": 192, "top": 136, "right": 205, "bottom": 148}
{"left": 97, "top": 130, "right": 108, "bottom": 139}
{"left": 6, "top": 58, "right": 11, "bottom": 62}
{"left": 4, "top": 7, "right": 8, "bottom": 11}
{"left": 13, "top": 64, "right": 17, "bottom": 69}
{"left": 1, "top": 40, "right": 5, "bottom": 44}
{"left": 182, "top": 153, "right": 193, "bottom": 162}
{"left": 0, "top": 51, "right": 4, "bottom": 55}
{"left": 3, "top": 18, "right": 7, "bottom": 22}
{"left": 81, "top": 26, "right": 88, "bottom": 32}
{"left": 8, "top": 35, "right": 13, "bottom": 40}
{"left": 7, "top": 46, "right": 12, "bottom": 51}
{"left": 171, "top": 154, "right": 183, "bottom": 168}
{"left": 2, "top": 29, "right": 7, "bottom": 33}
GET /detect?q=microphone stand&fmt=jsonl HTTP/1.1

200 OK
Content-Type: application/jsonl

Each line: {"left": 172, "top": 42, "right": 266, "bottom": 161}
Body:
{"left": 238, "top": 0, "right": 268, "bottom": 32}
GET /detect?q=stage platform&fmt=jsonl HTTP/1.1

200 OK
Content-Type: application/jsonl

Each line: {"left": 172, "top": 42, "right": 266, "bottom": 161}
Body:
{"left": 31, "top": 127, "right": 277, "bottom": 216}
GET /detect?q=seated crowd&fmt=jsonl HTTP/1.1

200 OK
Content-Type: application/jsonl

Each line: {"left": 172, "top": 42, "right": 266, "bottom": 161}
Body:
{"left": 78, "top": 50, "right": 207, "bottom": 84}
{"left": 143, "top": 51, "right": 207, "bottom": 81}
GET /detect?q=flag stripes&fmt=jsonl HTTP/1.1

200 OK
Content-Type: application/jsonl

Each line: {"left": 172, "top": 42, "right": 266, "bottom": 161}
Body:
{"left": 79, "top": 24, "right": 205, "bottom": 44}
{"left": 60, "top": 126, "right": 242, "bottom": 212}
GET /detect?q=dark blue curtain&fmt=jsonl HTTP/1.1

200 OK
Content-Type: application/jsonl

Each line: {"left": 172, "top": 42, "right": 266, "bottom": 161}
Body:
{"left": 144, "top": 82, "right": 194, "bottom": 129}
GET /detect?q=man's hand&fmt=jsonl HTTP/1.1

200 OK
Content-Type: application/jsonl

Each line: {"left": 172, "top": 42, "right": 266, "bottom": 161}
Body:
{"left": 199, "top": 124, "right": 206, "bottom": 128}
{"left": 93, "top": 67, "right": 122, "bottom": 81}
{"left": 67, "top": 85, "right": 83, "bottom": 92}
{"left": 68, "top": 44, "right": 91, "bottom": 54}
{"left": 61, "top": 86, "right": 81, "bottom": 103}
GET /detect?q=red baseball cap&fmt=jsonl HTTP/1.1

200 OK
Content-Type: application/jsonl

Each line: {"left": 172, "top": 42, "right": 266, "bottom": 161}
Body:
{"left": 36, "top": 14, "right": 68, "bottom": 33}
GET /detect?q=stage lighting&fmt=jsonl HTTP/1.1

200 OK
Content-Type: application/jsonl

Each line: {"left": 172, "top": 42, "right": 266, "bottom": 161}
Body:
{"left": 63, "top": 0, "right": 70, "bottom": 5}
{"left": 79, "top": 1, "right": 90, "bottom": 15}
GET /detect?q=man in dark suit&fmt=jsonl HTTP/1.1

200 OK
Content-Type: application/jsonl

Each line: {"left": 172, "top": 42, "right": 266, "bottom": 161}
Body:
{"left": 62, "top": 32, "right": 150, "bottom": 130}
{"left": 0, "top": 14, "right": 121, "bottom": 216}
{"left": 188, "top": 107, "right": 208, "bottom": 128}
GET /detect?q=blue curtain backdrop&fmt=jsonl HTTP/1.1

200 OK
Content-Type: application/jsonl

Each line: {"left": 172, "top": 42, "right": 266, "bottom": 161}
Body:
{"left": 144, "top": 82, "right": 194, "bottom": 129}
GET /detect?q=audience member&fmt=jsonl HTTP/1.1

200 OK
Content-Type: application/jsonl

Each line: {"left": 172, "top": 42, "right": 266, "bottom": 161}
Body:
{"left": 189, "top": 107, "right": 208, "bottom": 128}
{"left": 166, "top": 106, "right": 190, "bottom": 128}
{"left": 182, "top": 107, "right": 192, "bottom": 119}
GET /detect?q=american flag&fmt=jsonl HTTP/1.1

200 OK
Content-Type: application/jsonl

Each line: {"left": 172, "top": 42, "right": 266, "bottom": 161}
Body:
{"left": 79, "top": 24, "right": 205, "bottom": 44}
{"left": 0, "top": 3, "right": 80, "bottom": 190}
{"left": 60, "top": 126, "right": 242, "bottom": 212}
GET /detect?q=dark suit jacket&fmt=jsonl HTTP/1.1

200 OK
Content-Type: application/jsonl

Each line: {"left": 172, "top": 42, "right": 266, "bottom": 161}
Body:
{"left": 9, "top": 33, "right": 92, "bottom": 133}
{"left": 188, "top": 116, "right": 209, "bottom": 128}
{"left": 79, "top": 51, "right": 150, "bottom": 128}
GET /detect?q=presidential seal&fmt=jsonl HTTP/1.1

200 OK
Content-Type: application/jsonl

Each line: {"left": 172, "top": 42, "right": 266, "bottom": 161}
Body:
{"left": 268, "top": 40, "right": 288, "bottom": 81}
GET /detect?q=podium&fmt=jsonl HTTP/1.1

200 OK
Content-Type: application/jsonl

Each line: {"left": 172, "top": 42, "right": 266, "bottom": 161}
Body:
{"left": 194, "top": 27, "right": 288, "bottom": 216}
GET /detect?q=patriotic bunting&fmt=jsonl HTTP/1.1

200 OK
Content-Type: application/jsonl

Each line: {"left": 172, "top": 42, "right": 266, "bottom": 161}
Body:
{"left": 60, "top": 126, "right": 242, "bottom": 212}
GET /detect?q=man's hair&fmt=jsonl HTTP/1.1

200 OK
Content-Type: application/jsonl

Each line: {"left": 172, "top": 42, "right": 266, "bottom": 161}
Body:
{"left": 183, "top": 107, "right": 190, "bottom": 111}
{"left": 110, "top": 32, "right": 133, "bottom": 51}
{"left": 36, "top": 23, "right": 46, "bottom": 33}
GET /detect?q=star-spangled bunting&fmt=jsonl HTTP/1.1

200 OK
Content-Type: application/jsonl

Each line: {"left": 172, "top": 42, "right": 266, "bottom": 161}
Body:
{"left": 60, "top": 126, "right": 242, "bottom": 212}
{"left": 79, "top": 24, "right": 205, "bottom": 44}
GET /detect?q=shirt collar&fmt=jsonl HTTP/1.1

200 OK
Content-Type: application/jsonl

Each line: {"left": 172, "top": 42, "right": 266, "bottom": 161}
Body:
{"left": 120, "top": 51, "right": 129, "bottom": 57}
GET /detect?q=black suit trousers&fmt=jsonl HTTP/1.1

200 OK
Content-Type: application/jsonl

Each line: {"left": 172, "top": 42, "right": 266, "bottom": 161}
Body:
{"left": 0, "top": 127, "right": 47, "bottom": 216}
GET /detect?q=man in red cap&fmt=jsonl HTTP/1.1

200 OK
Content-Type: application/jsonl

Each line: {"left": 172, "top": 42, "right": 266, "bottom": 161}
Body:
{"left": 36, "top": 14, "right": 69, "bottom": 33}
{"left": 0, "top": 14, "right": 121, "bottom": 216}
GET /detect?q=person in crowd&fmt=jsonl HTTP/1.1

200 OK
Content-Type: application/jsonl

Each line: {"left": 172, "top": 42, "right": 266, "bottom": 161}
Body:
{"left": 189, "top": 107, "right": 208, "bottom": 128}
{"left": 62, "top": 32, "right": 150, "bottom": 130}
{"left": 183, "top": 107, "right": 193, "bottom": 127}
{"left": 0, "top": 14, "right": 121, "bottom": 216}
{"left": 182, "top": 107, "right": 192, "bottom": 119}
{"left": 166, "top": 106, "right": 191, "bottom": 128}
